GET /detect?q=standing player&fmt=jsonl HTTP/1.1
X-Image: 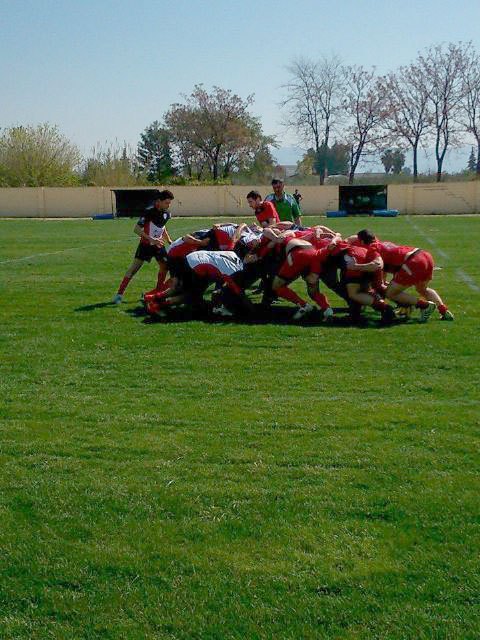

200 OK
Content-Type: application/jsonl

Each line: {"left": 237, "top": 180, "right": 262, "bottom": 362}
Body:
{"left": 113, "top": 190, "right": 174, "bottom": 303}
{"left": 265, "top": 178, "right": 302, "bottom": 226}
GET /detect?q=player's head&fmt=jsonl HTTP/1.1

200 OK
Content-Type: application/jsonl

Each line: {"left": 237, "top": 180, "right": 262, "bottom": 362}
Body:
{"left": 271, "top": 178, "right": 284, "bottom": 197}
{"left": 246, "top": 190, "right": 262, "bottom": 209}
{"left": 357, "top": 229, "right": 376, "bottom": 245}
{"left": 154, "top": 189, "right": 174, "bottom": 210}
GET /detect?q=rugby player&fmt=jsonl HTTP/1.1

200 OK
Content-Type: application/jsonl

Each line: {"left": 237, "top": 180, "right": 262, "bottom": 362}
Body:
{"left": 113, "top": 190, "right": 174, "bottom": 304}
{"left": 265, "top": 178, "right": 302, "bottom": 226}
{"left": 351, "top": 230, "right": 454, "bottom": 322}
{"left": 270, "top": 235, "right": 333, "bottom": 321}
{"left": 246, "top": 191, "right": 280, "bottom": 228}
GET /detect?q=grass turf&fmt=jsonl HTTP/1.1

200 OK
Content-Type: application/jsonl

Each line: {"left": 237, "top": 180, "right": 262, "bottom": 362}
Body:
{"left": 0, "top": 215, "right": 479, "bottom": 639}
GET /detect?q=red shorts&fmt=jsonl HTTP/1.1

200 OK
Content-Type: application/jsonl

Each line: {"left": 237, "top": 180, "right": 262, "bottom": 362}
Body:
{"left": 278, "top": 247, "right": 319, "bottom": 281}
{"left": 392, "top": 250, "right": 434, "bottom": 287}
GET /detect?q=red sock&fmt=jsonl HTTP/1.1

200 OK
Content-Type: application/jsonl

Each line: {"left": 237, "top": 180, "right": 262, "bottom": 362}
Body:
{"left": 438, "top": 304, "right": 448, "bottom": 315}
{"left": 156, "top": 270, "right": 166, "bottom": 290}
{"left": 276, "top": 286, "right": 307, "bottom": 306}
{"left": 416, "top": 299, "right": 429, "bottom": 309}
{"left": 311, "top": 291, "right": 330, "bottom": 310}
{"left": 118, "top": 276, "right": 131, "bottom": 295}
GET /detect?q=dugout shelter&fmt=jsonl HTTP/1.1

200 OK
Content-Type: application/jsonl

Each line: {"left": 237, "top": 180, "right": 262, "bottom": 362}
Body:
{"left": 112, "top": 189, "right": 162, "bottom": 218}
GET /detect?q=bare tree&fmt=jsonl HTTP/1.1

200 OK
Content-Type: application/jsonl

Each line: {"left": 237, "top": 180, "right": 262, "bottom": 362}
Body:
{"left": 381, "top": 64, "right": 432, "bottom": 181}
{"left": 417, "top": 43, "right": 470, "bottom": 182}
{"left": 460, "top": 45, "right": 480, "bottom": 176}
{"left": 281, "top": 55, "right": 344, "bottom": 184}
{"left": 343, "top": 66, "right": 387, "bottom": 184}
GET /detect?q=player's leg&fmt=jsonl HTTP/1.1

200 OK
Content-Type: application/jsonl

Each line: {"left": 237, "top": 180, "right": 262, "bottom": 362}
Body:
{"left": 416, "top": 281, "right": 453, "bottom": 320}
{"left": 305, "top": 273, "right": 333, "bottom": 320}
{"left": 387, "top": 281, "right": 436, "bottom": 322}
{"left": 154, "top": 253, "right": 168, "bottom": 291}
{"left": 347, "top": 282, "right": 395, "bottom": 323}
{"left": 114, "top": 257, "right": 144, "bottom": 303}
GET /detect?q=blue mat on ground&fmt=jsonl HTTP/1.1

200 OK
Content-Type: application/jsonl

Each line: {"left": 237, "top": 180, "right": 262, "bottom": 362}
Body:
{"left": 372, "top": 209, "right": 398, "bottom": 217}
{"left": 326, "top": 210, "right": 348, "bottom": 218}
{"left": 92, "top": 213, "right": 115, "bottom": 220}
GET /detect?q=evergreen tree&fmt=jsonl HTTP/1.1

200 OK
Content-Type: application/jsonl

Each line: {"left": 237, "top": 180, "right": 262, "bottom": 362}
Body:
{"left": 467, "top": 147, "right": 477, "bottom": 172}
{"left": 137, "top": 121, "right": 175, "bottom": 183}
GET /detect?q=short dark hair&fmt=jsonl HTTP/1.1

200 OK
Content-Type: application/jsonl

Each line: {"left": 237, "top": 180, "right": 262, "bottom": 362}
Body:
{"left": 157, "top": 189, "right": 174, "bottom": 201}
{"left": 357, "top": 229, "right": 376, "bottom": 244}
{"left": 246, "top": 190, "right": 262, "bottom": 200}
{"left": 271, "top": 178, "right": 284, "bottom": 185}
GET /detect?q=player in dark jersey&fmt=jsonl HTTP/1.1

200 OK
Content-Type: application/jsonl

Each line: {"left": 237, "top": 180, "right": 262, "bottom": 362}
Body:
{"left": 113, "top": 190, "right": 174, "bottom": 303}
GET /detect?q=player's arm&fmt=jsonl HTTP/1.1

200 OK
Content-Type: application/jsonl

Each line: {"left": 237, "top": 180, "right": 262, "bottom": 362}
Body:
{"left": 262, "top": 227, "right": 282, "bottom": 242}
{"left": 232, "top": 223, "right": 247, "bottom": 244}
{"left": 292, "top": 201, "right": 302, "bottom": 226}
{"left": 349, "top": 256, "right": 384, "bottom": 272}
{"left": 345, "top": 234, "right": 359, "bottom": 244}
{"left": 182, "top": 234, "right": 207, "bottom": 245}
{"left": 134, "top": 223, "right": 154, "bottom": 244}
{"left": 164, "top": 228, "right": 172, "bottom": 244}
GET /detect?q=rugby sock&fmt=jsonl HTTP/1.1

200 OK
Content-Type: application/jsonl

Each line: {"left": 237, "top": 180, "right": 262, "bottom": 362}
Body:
{"left": 117, "top": 276, "right": 131, "bottom": 295}
{"left": 438, "top": 303, "right": 448, "bottom": 315}
{"left": 276, "top": 286, "right": 307, "bottom": 307}
{"left": 224, "top": 276, "right": 242, "bottom": 296}
{"left": 156, "top": 270, "right": 166, "bottom": 290}
{"left": 311, "top": 291, "right": 330, "bottom": 310}
{"left": 415, "top": 299, "right": 429, "bottom": 309}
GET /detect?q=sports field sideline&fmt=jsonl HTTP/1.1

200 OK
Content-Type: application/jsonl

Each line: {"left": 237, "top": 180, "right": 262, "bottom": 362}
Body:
{"left": 0, "top": 215, "right": 479, "bottom": 639}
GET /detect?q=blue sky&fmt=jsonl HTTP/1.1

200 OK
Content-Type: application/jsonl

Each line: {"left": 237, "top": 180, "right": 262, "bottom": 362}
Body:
{"left": 1, "top": 0, "right": 479, "bottom": 170}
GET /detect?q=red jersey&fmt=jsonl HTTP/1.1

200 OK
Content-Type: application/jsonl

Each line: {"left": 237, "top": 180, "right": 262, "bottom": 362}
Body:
{"left": 167, "top": 237, "right": 199, "bottom": 259}
{"left": 372, "top": 241, "right": 417, "bottom": 267}
{"left": 213, "top": 224, "right": 238, "bottom": 250}
{"left": 255, "top": 201, "right": 280, "bottom": 225}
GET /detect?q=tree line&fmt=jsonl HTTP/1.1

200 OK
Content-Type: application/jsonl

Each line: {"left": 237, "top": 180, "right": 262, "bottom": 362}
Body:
{"left": 1, "top": 41, "right": 479, "bottom": 187}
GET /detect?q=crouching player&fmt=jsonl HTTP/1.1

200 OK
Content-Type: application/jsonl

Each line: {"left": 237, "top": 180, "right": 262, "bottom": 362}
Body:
{"left": 335, "top": 240, "right": 395, "bottom": 324}
{"left": 147, "top": 250, "right": 252, "bottom": 318}
{"left": 271, "top": 238, "right": 334, "bottom": 321}
{"left": 353, "top": 230, "right": 453, "bottom": 322}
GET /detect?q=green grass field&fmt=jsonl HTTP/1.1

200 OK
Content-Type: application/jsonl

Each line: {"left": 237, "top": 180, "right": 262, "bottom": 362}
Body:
{"left": 1, "top": 215, "right": 479, "bottom": 639}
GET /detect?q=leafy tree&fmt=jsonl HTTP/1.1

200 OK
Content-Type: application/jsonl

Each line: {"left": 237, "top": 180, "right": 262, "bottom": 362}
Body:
{"left": 164, "top": 85, "right": 270, "bottom": 180}
{"left": 137, "top": 121, "right": 175, "bottom": 183}
{"left": 381, "top": 148, "right": 405, "bottom": 174}
{"left": 314, "top": 143, "right": 349, "bottom": 176}
{"left": 0, "top": 123, "right": 80, "bottom": 186}
{"left": 297, "top": 148, "right": 317, "bottom": 176}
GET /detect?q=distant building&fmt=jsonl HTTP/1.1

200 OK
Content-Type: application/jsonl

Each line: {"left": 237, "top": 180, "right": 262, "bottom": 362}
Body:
{"left": 272, "top": 164, "right": 298, "bottom": 180}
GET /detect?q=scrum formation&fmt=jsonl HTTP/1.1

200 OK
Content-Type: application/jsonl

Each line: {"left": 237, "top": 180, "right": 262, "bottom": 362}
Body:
{"left": 113, "top": 188, "right": 453, "bottom": 324}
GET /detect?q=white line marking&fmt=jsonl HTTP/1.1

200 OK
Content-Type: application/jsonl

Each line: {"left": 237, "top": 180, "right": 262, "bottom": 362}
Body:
{"left": 406, "top": 216, "right": 479, "bottom": 293}
{"left": 456, "top": 269, "right": 480, "bottom": 292}
{"left": 0, "top": 239, "right": 130, "bottom": 265}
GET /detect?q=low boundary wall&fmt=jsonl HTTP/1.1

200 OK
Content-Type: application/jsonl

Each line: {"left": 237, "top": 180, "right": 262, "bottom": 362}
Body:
{"left": 0, "top": 183, "right": 479, "bottom": 218}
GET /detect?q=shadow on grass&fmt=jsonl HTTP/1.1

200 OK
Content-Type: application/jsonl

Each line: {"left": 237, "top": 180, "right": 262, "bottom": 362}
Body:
{"left": 122, "top": 303, "right": 396, "bottom": 329}
{"left": 75, "top": 301, "right": 119, "bottom": 312}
